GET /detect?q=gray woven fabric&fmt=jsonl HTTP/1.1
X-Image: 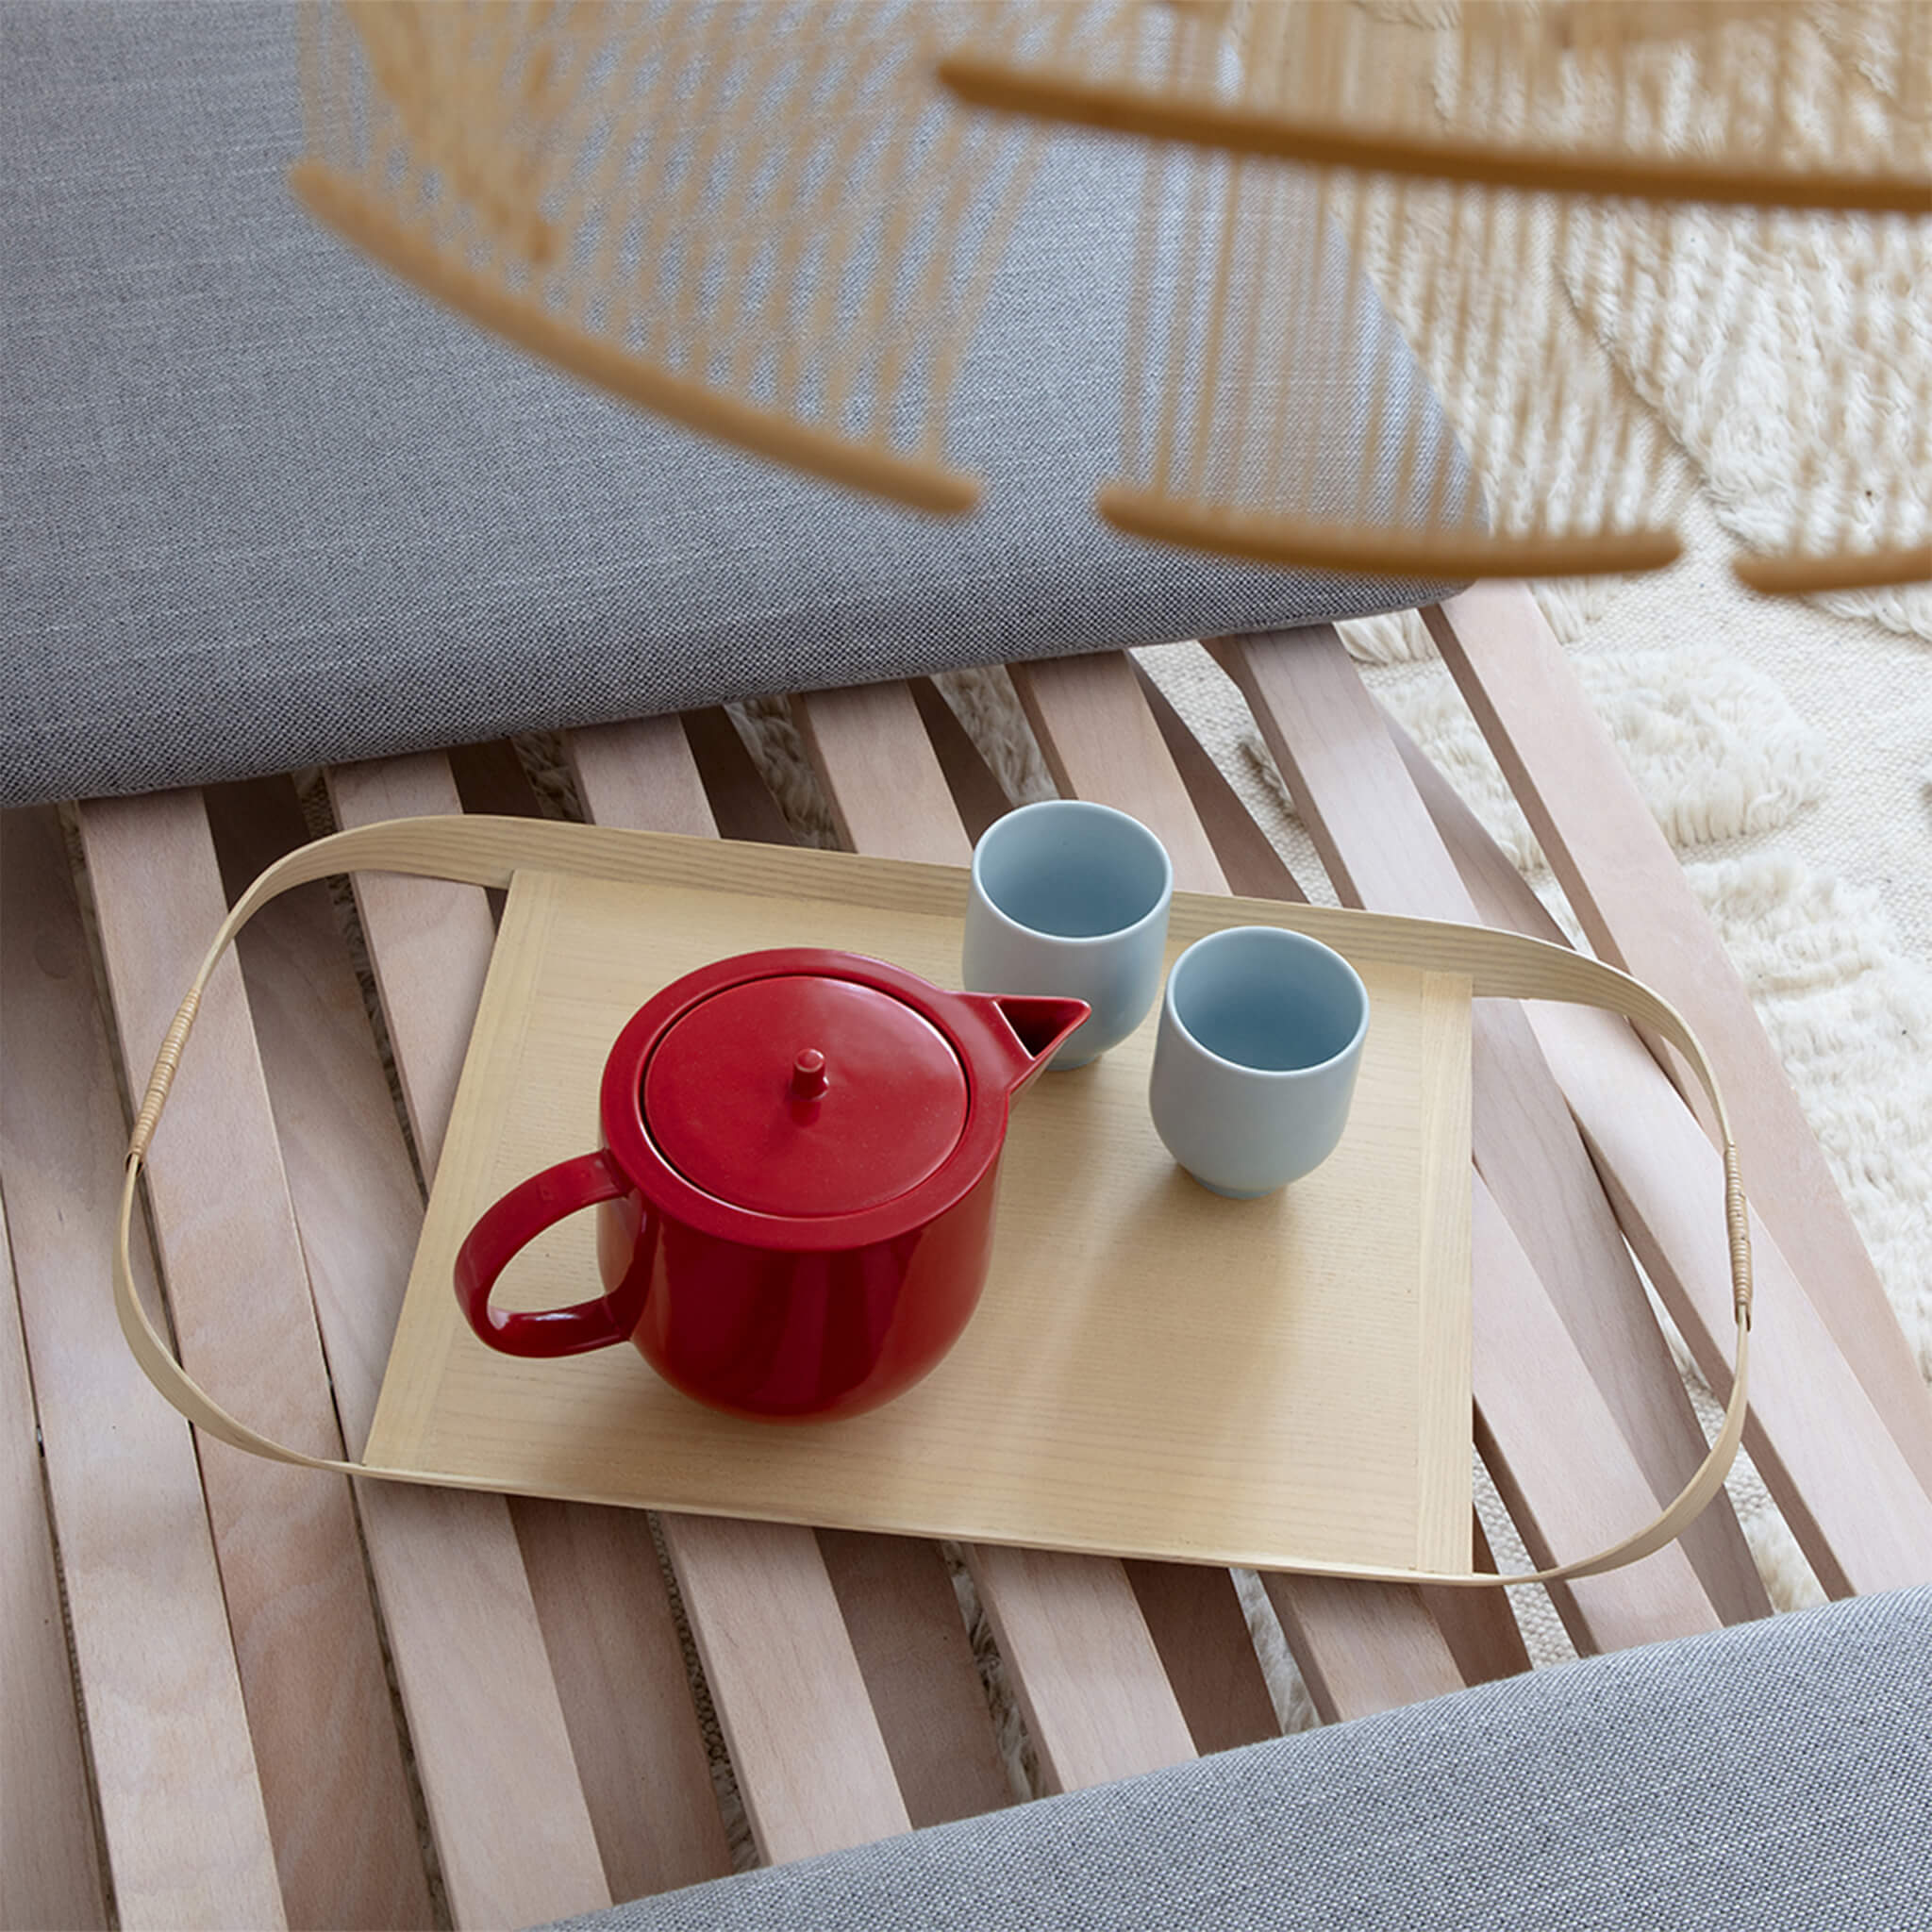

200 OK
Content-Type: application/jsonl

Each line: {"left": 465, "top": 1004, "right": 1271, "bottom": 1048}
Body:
{"left": 1, "top": 2, "right": 1464, "bottom": 807}
{"left": 544, "top": 1589, "right": 1932, "bottom": 1932}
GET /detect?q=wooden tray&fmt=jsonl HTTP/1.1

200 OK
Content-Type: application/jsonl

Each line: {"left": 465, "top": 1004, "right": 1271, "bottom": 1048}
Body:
{"left": 364, "top": 837, "right": 1474, "bottom": 1575}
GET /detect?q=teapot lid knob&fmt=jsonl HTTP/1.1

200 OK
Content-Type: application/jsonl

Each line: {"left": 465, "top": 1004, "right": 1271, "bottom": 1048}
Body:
{"left": 641, "top": 974, "right": 968, "bottom": 1217}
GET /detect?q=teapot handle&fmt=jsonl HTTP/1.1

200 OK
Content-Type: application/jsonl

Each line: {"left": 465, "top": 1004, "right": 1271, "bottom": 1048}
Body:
{"left": 455, "top": 1148, "right": 638, "bottom": 1357}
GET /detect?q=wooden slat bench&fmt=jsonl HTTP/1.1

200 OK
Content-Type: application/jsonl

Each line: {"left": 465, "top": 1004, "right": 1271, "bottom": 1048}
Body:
{"left": 6, "top": 586, "right": 1932, "bottom": 1931}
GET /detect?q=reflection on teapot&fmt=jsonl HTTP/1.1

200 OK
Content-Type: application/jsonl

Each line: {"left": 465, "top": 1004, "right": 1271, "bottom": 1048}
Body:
{"left": 455, "top": 949, "right": 1087, "bottom": 1421}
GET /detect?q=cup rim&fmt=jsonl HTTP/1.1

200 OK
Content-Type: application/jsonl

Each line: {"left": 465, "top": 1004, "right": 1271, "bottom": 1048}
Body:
{"left": 970, "top": 799, "right": 1174, "bottom": 949}
{"left": 1163, "top": 925, "right": 1370, "bottom": 1079}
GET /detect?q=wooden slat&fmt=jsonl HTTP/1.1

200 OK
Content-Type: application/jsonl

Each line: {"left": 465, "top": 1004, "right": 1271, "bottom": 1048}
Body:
{"left": 205, "top": 778, "right": 667, "bottom": 1922}
{"left": 796, "top": 680, "right": 1228, "bottom": 1772}
{"left": 0, "top": 1192, "right": 109, "bottom": 1932}
{"left": 1261, "top": 1573, "right": 1471, "bottom": 1723}
{"left": 908, "top": 678, "right": 1015, "bottom": 842}
{"left": 567, "top": 717, "right": 720, "bottom": 841}
{"left": 1465, "top": 1182, "right": 1720, "bottom": 1652}
{"left": 332, "top": 753, "right": 901, "bottom": 1871}
{"left": 1211, "top": 626, "right": 1768, "bottom": 1626}
{"left": 680, "top": 708, "right": 798, "bottom": 846}
{"left": 815, "top": 1532, "right": 1014, "bottom": 1825}
{"left": 1009, "top": 651, "right": 1472, "bottom": 1721}
{"left": 1009, "top": 654, "right": 1224, "bottom": 892}
{"left": 448, "top": 738, "right": 545, "bottom": 820}
{"left": 1417, "top": 1516, "right": 1533, "bottom": 1684}
{"left": 325, "top": 756, "right": 499, "bottom": 1177}
{"left": 0, "top": 808, "right": 285, "bottom": 1932}
{"left": 1393, "top": 715, "right": 1932, "bottom": 1598}
{"left": 508, "top": 1501, "right": 737, "bottom": 1893}
{"left": 1375, "top": 716, "right": 1727, "bottom": 1649}
{"left": 1011, "top": 656, "right": 1247, "bottom": 904}
{"left": 1131, "top": 661, "right": 1305, "bottom": 902}
{"left": 1551, "top": 1010, "right": 1932, "bottom": 1595}
{"left": 660, "top": 1514, "right": 910, "bottom": 1862}
{"left": 204, "top": 776, "right": 445, "bottom": 1436}
{"left": 963, "top": 1544, "right": 1194, "bottom": 1791}
{"left": 1105, "top": 678, "right": 1544, "bottom": 1668}
{"left": 564, "top": 722, "right": 1003, "bottom": 1842}
{"left": 1119, "top": 1559, "right": 1290, "bottom": 1756}
{"left": 1424, "top": 583, "right": 1932, "bottom": 1496}
{"left": 77, "top": 791, "right": 434, "bottom": 1932}
{"left": 793, "top": 683, "right": 974, "bottom": 865}
{"left": 447, "top": 742, "right": 542, "bottom": 919}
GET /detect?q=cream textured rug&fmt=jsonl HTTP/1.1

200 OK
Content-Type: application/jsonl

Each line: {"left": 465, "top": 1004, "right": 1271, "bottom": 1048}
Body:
{"left": 727, "top": 0, "right": 1932, "bottom": 1738}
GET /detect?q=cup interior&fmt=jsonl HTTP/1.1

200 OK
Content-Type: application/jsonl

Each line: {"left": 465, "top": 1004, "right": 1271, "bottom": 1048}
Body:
{"left": 975, "top": 803, "right": 1170, "bottom": 941}
{"left": 1170, "top": 928, "right": 1366, "bottom": 1073}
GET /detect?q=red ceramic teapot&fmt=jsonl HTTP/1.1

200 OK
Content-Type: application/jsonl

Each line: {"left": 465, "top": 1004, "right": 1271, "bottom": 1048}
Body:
{"left": 454, "top": 949, "right": 1087, "bottom": 1421}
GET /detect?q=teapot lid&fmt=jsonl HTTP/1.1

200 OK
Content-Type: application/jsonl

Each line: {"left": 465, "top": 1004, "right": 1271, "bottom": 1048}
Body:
{"left": 641, "top": 973, "right": 970, "bottom": 1218}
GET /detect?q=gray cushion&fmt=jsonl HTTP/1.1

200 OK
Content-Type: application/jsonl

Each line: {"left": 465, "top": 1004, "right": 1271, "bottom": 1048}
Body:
{"left": 543, "top": 1588, "right": 1932, "bottom": 1932}
{"left": 0, "top": 2, "right": 1463, "bottom": 808}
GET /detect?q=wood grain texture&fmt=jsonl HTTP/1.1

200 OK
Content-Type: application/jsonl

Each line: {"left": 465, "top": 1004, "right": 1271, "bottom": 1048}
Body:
{"left": 565, "top": 724, "right": 931, "bottom": 1862}
{"left": 1379, "top": 731, "right": 1727, "bottom": 1651}
{"left": 1132, "top": 662, "right": 1306, "bottom": 902}
{"left": 1119, "top": 1559, "right": 1283, "bottom": 1755}
{"left": 203, "top": 778, "right": 636, "bottom": 1926}
{"left": 1261, "top": 1572, "right": 1464, "bottom": 1724}
{"left": 1396, "top": 716, "right": 1932, "bottom": 1599}
{"left": 370, "top": 868, "right": 1464, "bottom": 1569}
{"left": 448, "top": 742, "right": 541, "bottom": 918}
{"left": 1424, "top": 583, "right": 1932, "bottom": 1496}
{"left": 78, "top": 791, "right": 433, "bottom": 1931}
{"left": 449, "top": 739, "right": 547, "bottom": 821}
{"left": 1212, "top": 625, "right": 1769, "bottom": 1627}
{"left": 963, "top": 1543, "right": 1194, "bottom": 1791}
{"left": 1015, "top": 649, "right": 1474, "bottom": 1723}
{"left": 204, "top": 778, "right": 429, "bottom": 1443}
{"left": 0, "top": 1192, "right": 109, "bottom": 1932}
{"left": 662, "top": 1514, "right": 910, "bottom": 1862}
{"left": 510, "top": 1501, "right": 735, "bottom": 1895}
{"left": 320, "top": 758, "right": 741, "bottom": 1896}
{"left": 325, "top": 757, "right": 500, "bottom": 1176}
{"left": 0, "top": 808, "right": 285, "bottom": 1932}
{"left": 797, "top": 682, "right": 1261, "bottom": 1770}
{"left": 680, "top": 708, "right": 800, "bottom": 847}
{"left": 106, "top": 788, "right": 1759, "bottom": 1577}
{"left": 1009, "top": 653, "right": 1225, "bottom": 893}
{"left": 815, "top": 1531, "right": 1016, "bottom": 1827}
{"left": 567, "top": 718, "right": 721, "bottom": 841}
{"left": 908, "top": 678, "right": 1015, "bottom": 843}
{"left": 588, "top": 694, "right": 1253, "bottom": 1811}
{"left": 1466, "top": 1184, "right": 1721, "bottom": 1653}
{"left": 1542, "top": 1002, "right": 1932, "bottom": 1597}
{"left": 793, "top": 682, "right": 975, "bottom": 866}
{"left": 1417, "top": 1514, "right": 1533, "bottom": 1686}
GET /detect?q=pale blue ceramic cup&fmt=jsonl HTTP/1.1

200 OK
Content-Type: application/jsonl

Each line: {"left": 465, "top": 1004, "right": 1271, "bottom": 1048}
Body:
{"left": 962, "top": 800, "right": 1174, "bottom": 1070}
{"left": 1149, "top": 925, "right": 1370, "bottom": 1197}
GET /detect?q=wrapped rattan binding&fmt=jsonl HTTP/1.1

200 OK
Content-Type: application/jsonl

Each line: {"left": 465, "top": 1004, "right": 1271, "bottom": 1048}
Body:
{"left": 291, "top": 1, "right": 1042, "bottom": 513}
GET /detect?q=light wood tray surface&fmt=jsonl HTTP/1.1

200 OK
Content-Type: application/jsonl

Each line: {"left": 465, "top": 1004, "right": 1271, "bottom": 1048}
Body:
{"left": 366, "top": 841, "right": 1474, "bottom": 1574}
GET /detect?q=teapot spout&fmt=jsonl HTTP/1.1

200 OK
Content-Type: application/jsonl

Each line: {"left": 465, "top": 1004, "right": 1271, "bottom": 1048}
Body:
{"left": 970, "top": 993, "right": 1091, "bottom": 1094}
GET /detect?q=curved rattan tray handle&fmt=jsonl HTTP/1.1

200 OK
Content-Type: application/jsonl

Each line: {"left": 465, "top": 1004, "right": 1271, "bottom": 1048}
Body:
{"left": 113, "top": 814, "right": 1753, "bottom": 1590}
